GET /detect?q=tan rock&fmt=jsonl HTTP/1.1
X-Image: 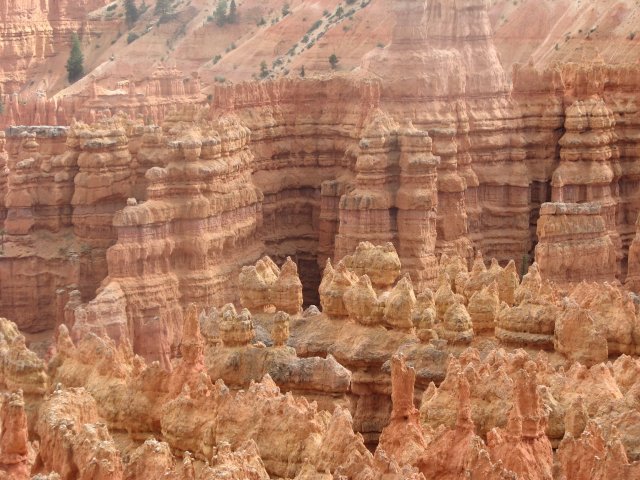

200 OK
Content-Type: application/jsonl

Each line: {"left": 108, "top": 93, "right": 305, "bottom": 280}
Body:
{"left": 383, "top": 275, "right": 417, "bottom": 331}
{"left": 35, "top": 387, "right": 123, "bottom": 480}
{"left": 412, "top": 291, "right": 438, "bottom": 343}
{"left": 467, "top": 282, "right": 500, "bottom": 334}
{"left": 240, "top": 256, "right": 303, "bottom": 315}
{"left": 343, "top": 275, "right": 383, "bottom": 326}
{"left": 439, "top": 302, "right": 474, "bottom": 345}
{"left": 554, "top": 300, "right": 609, "bottom": 366}
{"left": 271, "top": 311, "right": 290, "bottom": 347}
{"left": 219, "top": 304, "right": 256, "bottom": 347}
{"left": 342, "top": 242, "right": 402, "bottom": 291}
{"left": 319, "top": 260, "right": 358, "bottom": 318}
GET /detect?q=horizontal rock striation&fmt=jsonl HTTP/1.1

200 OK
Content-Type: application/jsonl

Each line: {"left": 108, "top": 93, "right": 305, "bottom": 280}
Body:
{"left": 535, "top": 202, "right": 618, "bottom": 284}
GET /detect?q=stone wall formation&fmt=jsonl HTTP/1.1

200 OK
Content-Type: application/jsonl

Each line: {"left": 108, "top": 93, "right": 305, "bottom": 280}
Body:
{"left": 1, "top": 0, "right": 640, "bottom": 479}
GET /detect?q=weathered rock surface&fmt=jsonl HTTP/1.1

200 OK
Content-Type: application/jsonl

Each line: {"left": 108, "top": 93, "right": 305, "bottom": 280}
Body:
{"left": 536, "top": 203, "right": 618, "bottom": 284}
{"left": 3, "top": 0, "right": 640, "bottom": 478}
{"left": 240, "top": 256, "right": 303, "bottom": 315}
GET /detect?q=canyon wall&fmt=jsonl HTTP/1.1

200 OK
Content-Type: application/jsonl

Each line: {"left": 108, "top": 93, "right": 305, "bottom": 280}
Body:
{"left": 4, "top": 0, "right": 640, "bottom": 340}
{"left": 3, "top": 0, "right": 640, "bottom": 478}
{"left": 0, "top": 0, "right": 110, "bottom": 95}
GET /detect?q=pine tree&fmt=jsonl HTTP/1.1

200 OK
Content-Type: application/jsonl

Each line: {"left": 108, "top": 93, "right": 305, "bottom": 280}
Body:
{"left": 300, "top": 65, "right": 305, "bottom": 77}
{"left": 329, "top": 53, "right": 339, "bottom": 70}
{"left": 260, "top": 60, "right": 269, "bottom": 78}
{"left": 228, "top": 0, "right": 237, "bottom": 23}
{"left": 155, "top": 0, "right": 170, "bottom": 16}
{"left": 215, "top": 0, "right": 228, "bottom": 26}
{"left": 66, "top": 33, "right": 84, "bottom": 84}
{"left": 125, "top": 0, "right": 140, "bottom": 27}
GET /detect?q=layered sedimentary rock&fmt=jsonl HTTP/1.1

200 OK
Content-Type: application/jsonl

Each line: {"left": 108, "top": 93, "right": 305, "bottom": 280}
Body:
{"left": 495, "top": 263, "right": 559, "bottom": 350}
{"left": 362, "top": 0, "right": 528, "bottom": 264}
{"left": 8, "top": 0, "right": 640, "bottom": 350}
{"left": 512, "top": 62, "right": 640, "bottom": 281}
{"left": 0, "top": 0, "right": 108, "bottom": 95}
{"left": 105, "top": 108, "right": 264, "bottom": 363}
{"left": 4, "top": 237, "right": 640, "bottom": 478}
{"left": 0, "top": 128, "right": 76, "bottom": 332}
{"left": 1, "top": 65, "right": 205, "bottom": 132}
{"left": 0, "top": 119, "right": 143, "bottom": 334}
{"left": 626, "top": 214, "right": 640, "bottom": 291}
{"left": 552, "top": 97, "right": 622, "bottom": 270}
{"left": 334, "top": 112, "right": 440, "bottom": 289}
{"left": 535, "top": 202, "right": 618, "bottom": 283}
{"left": 4, "top": 0, "right": 640, "bottom": 476}
{"left": 69, "top": 118, "right": 135, "bottom": 299}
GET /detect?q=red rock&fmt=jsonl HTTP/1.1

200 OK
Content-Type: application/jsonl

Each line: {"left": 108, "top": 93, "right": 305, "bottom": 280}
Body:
{"left": 0, "top": 390, "right": 33, "bottom": 480}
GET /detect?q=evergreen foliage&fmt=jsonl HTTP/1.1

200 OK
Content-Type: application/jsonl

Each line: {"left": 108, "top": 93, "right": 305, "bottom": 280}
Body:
{"left": 215, "top": 0, "right": 228, "bottom": 26}
{"left": 260, "top": 61, "right": 269, "bottom": 78}
{"left": 66, "top": 33, "right": 84, "bottom": 84}
{"left": 155, "top": 0, "right": 171, "bottom": 16}
{"left": 125, "top": 0, "right": 140, "bottom": 27}
{"left": 228, "top": 0, "right": 237, "bottom": 23}
{"left": 329, "top": 53, "right": 339, "bottom": 69}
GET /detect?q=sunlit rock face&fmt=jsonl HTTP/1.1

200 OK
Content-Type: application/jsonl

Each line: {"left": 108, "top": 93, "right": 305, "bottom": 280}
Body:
{"left": 3, "top": 0, "right": 640, "bottom": 478}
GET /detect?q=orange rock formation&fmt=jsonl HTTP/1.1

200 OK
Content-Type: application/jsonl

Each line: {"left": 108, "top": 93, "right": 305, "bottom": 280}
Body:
{"left": 2, "top": 0, "right": 640, "bottom": 478}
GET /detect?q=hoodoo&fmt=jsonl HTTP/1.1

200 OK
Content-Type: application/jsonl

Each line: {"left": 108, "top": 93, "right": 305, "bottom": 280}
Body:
{"left": 2, "top": 0, "right": 640, "bottom": 478}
